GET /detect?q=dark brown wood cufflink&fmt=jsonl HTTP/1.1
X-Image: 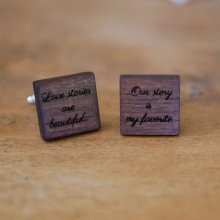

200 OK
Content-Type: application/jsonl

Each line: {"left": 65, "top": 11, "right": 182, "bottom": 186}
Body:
{"left": 120, "top": 75, "right": 180, "bottom": 135}
{"left": 32, "top": 72, "right": 101, "bottom": 140}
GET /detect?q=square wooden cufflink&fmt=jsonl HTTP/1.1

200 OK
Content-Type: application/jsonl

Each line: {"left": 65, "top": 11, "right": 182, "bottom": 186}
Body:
{"left": 33, "top": 72, "right": 101, "bottom": 140}
{"left": 120, "top": 75, "right": 180, "bottom": 135}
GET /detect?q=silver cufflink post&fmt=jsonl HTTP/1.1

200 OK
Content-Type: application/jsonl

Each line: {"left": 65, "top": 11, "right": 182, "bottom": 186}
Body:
{"left": 27, "top": 95, "right": 36, "bottom": 104}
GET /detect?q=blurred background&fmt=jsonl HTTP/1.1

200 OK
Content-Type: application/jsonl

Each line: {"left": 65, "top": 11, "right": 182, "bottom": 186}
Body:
{"left": 1, "top": 0, "right": 220, "bottom": 83}
{"left": 0, "top": 0, "right": 220, "bottom": 220}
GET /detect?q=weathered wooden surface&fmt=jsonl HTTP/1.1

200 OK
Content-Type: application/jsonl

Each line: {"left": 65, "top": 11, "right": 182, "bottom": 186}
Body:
{"left": 34, "top": 72, "right": 100, "bottom": 140}
{"left": 0, "top": 0, "right": 220, "bottom": 220}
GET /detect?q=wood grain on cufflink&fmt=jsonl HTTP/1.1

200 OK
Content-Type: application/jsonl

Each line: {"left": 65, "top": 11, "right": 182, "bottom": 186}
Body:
{"left": 120, "top": 75, "right": 180, "bottom": 136}
{"left": 33, "top": 72, "right": 101, "bottom": 140}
